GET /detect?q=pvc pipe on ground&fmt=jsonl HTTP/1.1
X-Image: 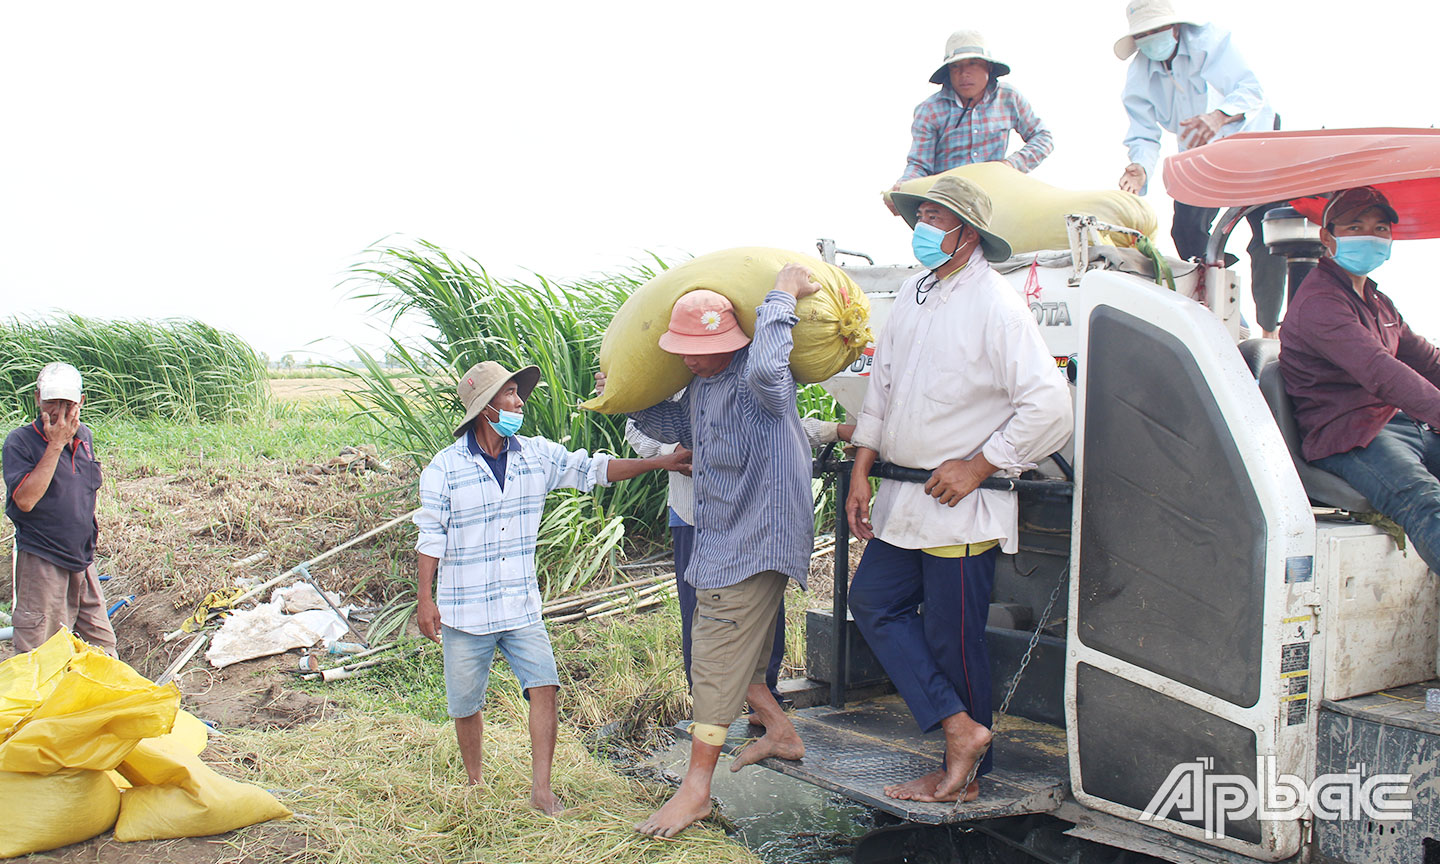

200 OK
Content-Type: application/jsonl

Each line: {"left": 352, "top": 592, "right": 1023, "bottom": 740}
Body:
{"left": 162, "top": 508, "right": 420, "bottom": 641}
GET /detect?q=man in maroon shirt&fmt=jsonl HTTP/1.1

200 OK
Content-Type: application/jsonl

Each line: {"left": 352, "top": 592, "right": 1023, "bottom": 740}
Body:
{"left": 1279, "top": 186, "right": 1440, "bottom": 572}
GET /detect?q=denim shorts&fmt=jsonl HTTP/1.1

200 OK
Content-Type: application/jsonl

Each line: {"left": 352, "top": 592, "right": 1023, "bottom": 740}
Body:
{"left": 440, "top": 620, "right": 560, "bottom": 718}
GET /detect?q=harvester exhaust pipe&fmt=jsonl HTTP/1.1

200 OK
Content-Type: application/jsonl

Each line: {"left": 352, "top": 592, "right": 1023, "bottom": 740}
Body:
{"left": 1261, "top": 206, "right": 1325, "bottom": 304}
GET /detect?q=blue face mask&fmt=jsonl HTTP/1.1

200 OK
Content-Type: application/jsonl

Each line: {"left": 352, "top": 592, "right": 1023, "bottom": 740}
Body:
{"left": 486, "top": 406, "right": 524, "bottom": 437}
{"left": 1135, "top": 30, "right": 1178, "bottom": 62}
{"left": 912, "top": 222, "right": 959, "bottom": 270}
{"left": 1331, "top": 235, "right": 1392, "bottom": 276}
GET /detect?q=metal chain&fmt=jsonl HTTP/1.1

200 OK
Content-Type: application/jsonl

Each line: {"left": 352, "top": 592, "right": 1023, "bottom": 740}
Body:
{"left": 997, "top": 565, "right": 1068, "bottom": 718}
{"left": 954, "top": 563, "right": 1069, "bottom": 808}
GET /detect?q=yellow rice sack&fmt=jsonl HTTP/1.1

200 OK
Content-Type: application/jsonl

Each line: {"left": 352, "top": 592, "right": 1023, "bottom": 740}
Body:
{"left": 0, "top": 632, "right": 179, "bottom": 775}
{"left": 582, "top": 248, "right": 872, "bottom": 414}
{"left": 885, "top": 161, "right": 1157, "bottom": 254}
{"left": 0, "top": 768, "right": 122, "bottom": 857}
{"left": 114, "top": 736, "right": 292, "bottom": 842}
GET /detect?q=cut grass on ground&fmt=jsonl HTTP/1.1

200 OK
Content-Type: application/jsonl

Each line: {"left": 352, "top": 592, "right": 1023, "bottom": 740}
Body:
{"left": 216, "top": 710, "right": 760, "bottom": 864}
{"left": 314, "top": 585, "right": 816, "bottom": 739}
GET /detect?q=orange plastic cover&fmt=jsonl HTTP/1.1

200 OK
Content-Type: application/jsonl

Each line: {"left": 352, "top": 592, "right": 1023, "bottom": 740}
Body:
{"left": 1163, "top": 128, "right": 1440, "bottom": 241}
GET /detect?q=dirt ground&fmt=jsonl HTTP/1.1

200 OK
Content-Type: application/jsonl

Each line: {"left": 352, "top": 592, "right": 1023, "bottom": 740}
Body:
{"left": 1, "top": 409, "right": 860, "bottom": 863}
{"left": 1, "top": 440, "right": 417, "bottom": 863}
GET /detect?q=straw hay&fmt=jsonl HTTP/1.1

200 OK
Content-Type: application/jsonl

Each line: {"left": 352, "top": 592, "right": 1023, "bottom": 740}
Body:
{"left": 214, "top": 711, "right": 760, "bottom": 864}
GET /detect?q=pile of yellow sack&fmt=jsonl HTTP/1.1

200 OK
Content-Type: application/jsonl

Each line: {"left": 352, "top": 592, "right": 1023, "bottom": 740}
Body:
{"left": 583, "top": 247, "right": 872, "bottom": 414}
{"left": 0, "top": 630, "right": 291, "bottom": 857}
{"left": 885, "top": 161, "right": 1158, "bottom": 254}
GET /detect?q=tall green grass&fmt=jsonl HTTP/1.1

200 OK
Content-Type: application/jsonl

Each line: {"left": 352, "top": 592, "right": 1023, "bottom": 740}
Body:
{"left": 343, "top": 241, "right": 847, "bottom": 594}
{"left": 344, "top": 242, "right": 669, "bottom": 522}
{"left": 0, "top": 314, "right": 267, "bottom": 424}
{"left": 341, "top": 242, "right": 668, "bottom": 596}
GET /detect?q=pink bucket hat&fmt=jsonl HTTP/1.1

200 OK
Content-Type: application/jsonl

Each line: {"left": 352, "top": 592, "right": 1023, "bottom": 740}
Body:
{"left": 657, "top": 290, "right": 752, "bottom": 356}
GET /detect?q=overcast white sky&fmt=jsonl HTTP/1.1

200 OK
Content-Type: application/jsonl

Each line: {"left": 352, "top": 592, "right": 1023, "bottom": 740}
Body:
{"left": 3, "top": 1, "right": 1436, "bottom": 362}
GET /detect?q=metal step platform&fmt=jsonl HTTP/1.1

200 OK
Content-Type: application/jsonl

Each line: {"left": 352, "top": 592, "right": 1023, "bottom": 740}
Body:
{"left": 684, "top": 694, "right": 1069, "bottom": 825}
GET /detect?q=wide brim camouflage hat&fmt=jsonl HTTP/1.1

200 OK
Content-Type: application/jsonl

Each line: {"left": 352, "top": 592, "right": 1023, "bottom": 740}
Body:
{"left": 891, "top": 176, "right": 1014, "bottom": 262}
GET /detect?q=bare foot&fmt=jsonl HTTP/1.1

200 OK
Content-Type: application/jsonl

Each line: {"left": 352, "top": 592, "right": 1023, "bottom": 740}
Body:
{"left": 911, "top": 777, "right": 980, "bottom": 803}
{"left": 745, "top": 711, "right": 765, "bottom": 728}
{"left": 729, "top": 729, "right": 804, "bottom": 772}
{"left": 636, "top": 784, "right": 713, "bottom": 838}
{"left": 884, "top": 768, "right": 943, "bottom": 801}
{"left": 931, "top": 717, "right": 991, "bottom": 801}
{"left": 531, "top": 787, "right": 565, "bottom": 815}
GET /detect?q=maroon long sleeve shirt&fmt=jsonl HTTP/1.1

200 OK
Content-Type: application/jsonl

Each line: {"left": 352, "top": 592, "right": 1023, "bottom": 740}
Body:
{"left": 1279, "top": 257, "right": 1440, "bottom": 462}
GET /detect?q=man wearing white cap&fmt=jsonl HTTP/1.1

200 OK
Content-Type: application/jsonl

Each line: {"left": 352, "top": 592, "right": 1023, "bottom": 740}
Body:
{"left": 887, "top": 29, "right": 1053, "bottom": 213}
{"left": 1113, "top": 0, "right": 1287, "bottom": 336}
{"left": 3, "top": 362, "right": 117, "bottom": 655}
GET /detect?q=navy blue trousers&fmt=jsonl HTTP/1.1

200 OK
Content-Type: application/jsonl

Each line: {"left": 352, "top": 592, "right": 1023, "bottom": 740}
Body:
{"left": 673, "top": 523, "right": 786, "bottom": 702}
{"left": 849, "top": 538, "right": 996, "bottom": 777}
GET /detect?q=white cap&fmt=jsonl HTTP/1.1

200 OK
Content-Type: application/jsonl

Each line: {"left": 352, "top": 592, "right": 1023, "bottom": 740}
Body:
{"left": 37, "top": 362, "right": 83, "bottom": 403}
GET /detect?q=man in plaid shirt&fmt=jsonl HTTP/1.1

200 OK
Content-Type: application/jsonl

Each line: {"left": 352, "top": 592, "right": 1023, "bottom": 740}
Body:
{"left": 887, "top": 30, "right": 1053, "bottom": 213}
{"left": 415, "top": 361, "right": 689, "bottom": 813}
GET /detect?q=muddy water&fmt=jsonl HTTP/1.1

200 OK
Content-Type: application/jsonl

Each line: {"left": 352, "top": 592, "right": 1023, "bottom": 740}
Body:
{"left": 649, "top": 739, "right": 874, "bottom": 863}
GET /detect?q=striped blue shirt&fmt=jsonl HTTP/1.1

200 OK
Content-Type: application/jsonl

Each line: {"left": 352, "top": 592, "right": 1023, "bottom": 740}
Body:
{"left": 415, "top": 433, "right": 612, "bottom": 635}
{"left": 631, "top": 290, "right": 813, "bottom": 590}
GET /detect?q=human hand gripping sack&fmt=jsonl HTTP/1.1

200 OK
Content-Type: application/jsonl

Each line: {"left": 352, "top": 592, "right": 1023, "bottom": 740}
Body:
{"left": 774, "top": 263, "right": 822, "bottom": 299}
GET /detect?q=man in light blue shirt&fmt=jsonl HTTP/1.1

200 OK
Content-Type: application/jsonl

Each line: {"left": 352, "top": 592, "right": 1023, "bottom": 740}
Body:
{"left": 1114, "top": 0, "right": 1286, "bottom": 336}
{"left": 414, "top": 360, "right": 688, "bottom": 813}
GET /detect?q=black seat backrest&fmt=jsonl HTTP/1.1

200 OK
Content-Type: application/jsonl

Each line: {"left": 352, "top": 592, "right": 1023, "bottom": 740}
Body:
{"left": 1257, "top": 360, "right": 1373, "bottom": 512}
{"left": 1237, "top": 338, "right": 1280, "bottom": 378}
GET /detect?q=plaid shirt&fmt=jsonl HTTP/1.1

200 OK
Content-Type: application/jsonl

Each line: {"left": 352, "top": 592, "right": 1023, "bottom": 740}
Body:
{"left": 899, "top": 81, "right": 1053, "bottom": 182}
{"left": 415, "top": 432, "right": 611, "bottom": 635}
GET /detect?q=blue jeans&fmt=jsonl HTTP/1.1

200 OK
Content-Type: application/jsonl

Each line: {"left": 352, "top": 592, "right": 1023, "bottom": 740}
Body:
{"left": 848, "top": 539, "right": 996, "bottom": 778}
{"left": 673, "top": 523, "right": 786, "bottom": 703}
{"left": 440, "top": 621, "right": 560, "bottom": 718}
{"left": 1313, "top": 414, "right": 1440, "bottom": 573}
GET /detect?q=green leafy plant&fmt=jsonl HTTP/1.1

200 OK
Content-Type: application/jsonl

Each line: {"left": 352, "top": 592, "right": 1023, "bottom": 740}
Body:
{"left": 339, "top": 241, "right": 670, "bottom": 534}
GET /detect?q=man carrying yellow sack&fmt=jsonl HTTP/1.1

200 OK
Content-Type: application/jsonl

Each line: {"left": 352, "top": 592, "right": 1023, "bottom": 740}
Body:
{"left": 597, "top": 266, "right": 817, "bottom": 838}
{"left": 4, "top": 362, "right": 116, "bottom": 656}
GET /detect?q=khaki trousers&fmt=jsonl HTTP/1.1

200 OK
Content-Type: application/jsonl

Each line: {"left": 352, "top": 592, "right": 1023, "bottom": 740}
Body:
{"left": 12, "top": 549, "right": 118, "bottom": 655}
{"left": 689, "top": 570, "right": 788, "bottom": 727}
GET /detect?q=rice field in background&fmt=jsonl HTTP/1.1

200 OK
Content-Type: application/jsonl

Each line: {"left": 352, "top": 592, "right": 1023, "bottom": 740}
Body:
{"left": 0, "top": 314, "right": 268, "bottom": 424}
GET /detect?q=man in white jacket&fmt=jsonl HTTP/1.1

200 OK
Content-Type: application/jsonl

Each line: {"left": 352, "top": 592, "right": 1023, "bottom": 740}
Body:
{"left": 845, "top": 176, "right": 1072, "bottom": 804}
